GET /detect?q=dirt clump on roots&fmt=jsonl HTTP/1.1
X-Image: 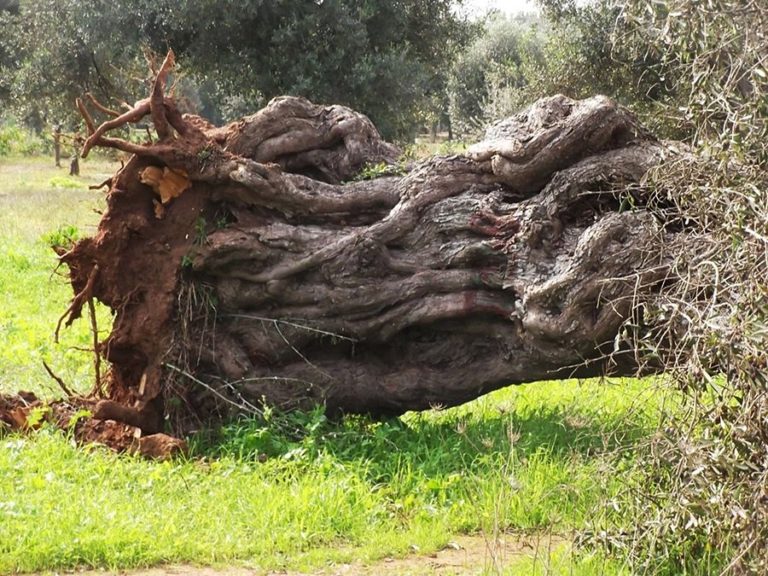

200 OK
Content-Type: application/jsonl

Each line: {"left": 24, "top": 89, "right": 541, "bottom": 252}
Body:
{"left": 0, "top": 392, "right": 133, "bottom": 450}
{"left": 0, "top": 392, "right": 185, "bottom": 458}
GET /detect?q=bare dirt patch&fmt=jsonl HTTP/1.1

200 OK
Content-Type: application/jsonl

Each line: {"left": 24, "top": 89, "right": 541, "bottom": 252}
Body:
{"left": 55, "top": 534, "right": 567, "bottom": 576}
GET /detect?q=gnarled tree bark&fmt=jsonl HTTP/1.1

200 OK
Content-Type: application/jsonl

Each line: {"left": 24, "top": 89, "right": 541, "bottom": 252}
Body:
{"left": 62, "top": 54, "right": 671, "bottom": 433}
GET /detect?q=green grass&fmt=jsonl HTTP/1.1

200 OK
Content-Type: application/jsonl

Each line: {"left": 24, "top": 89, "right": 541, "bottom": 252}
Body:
{"left": 0, "top": 156, "right": 672, "bottom": 574}
{"left": 0, "top": 156, "right": 114, "bottom": 397}
{"left": 0, "top": 379, "right": 665, "bottom": 574}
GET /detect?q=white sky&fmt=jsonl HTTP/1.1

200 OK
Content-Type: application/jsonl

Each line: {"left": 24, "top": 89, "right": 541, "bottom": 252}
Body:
{"left": 463, "top": 0, "right": 540, "bottom": 16}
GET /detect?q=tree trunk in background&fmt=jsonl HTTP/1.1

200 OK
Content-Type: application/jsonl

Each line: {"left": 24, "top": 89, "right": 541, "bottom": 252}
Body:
{"left": 62, "top": 66, "right": 671, "bottom": 433}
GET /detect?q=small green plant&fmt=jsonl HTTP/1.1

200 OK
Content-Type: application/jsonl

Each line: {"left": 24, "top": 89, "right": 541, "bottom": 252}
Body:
{"left": 437, "top": 140, "right": 469, "bottom": 156}
{"left": 193, "top": 216, "right": 207, "bottom": 246}
{"left": 353, "top": 161, "right": 406, "bottom": 181}
{"left": 65, "top": 409, "right": 93, "bottom": 435}
{"left": 41, "top": 224, "right": 81, "bottom": 252}
{"left": 197, "top": 146, "right": 214, "bottom": 171}
{"left": 214, "top": 211, "right": 231, "bottom": 229}
{"left": 191, "top": 405, "right": 331, "bottom": 461}
{"left": 25, "top": 406, "right": 51, "bottom": 428}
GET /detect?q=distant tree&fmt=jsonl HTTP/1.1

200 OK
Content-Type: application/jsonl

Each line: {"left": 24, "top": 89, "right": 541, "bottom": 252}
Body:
{"left": 0, "top": 0, "right": 149, "bottom": 131}
{"left": 448, "top": 1, "right": 677, "bottom": 138}
{"left": 0, "top": 0, "right": 20, "bottom": 108}
{"left": 447, "top": 13, "right": 545, "bottom": 136}
{"left": 2, "top": 0, "right": 472, "bottom": 140}
{"left": 537, "top": 0, "right": 669, "bottom": 100}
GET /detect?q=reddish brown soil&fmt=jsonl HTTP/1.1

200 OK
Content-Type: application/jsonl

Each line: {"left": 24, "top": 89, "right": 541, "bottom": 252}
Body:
{"left": 0, "top": 392, "right": 155, "bottom": 454}
{"left": 61, "top": 155, "right": 211, "bottom": 434}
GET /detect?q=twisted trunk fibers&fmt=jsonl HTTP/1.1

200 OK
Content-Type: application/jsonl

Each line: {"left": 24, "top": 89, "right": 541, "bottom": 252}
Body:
{"left": 61, "top": 58, "right": 668, "bottom": 433}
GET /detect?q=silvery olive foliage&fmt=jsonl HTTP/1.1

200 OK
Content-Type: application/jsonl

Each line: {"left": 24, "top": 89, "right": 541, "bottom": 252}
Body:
{"left": 599, "top": 1, "right": 768, "bottom": 573}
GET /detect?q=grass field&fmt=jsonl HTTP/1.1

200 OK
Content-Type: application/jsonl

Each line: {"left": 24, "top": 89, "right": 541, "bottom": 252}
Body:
{"left": 0, "top": 156, "right": 674, "bottom": 575}
{"left": 0, "top": 155, "right": 114, "bottom": 397}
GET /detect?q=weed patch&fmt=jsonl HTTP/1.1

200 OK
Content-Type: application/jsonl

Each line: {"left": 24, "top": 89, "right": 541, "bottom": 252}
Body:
{"left": 48, "top": 175, "right": 83, "bottom": 189}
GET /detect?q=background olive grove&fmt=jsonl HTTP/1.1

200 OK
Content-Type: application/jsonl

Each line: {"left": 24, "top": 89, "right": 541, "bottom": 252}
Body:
{"left": 1, "top": 0, "right": 472, "bottom": 139}
{"left": 0, "top": 0, "right": 682, "bottom": 141}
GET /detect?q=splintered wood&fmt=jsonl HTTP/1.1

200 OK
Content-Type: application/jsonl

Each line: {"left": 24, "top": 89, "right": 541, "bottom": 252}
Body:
{"left": 140, "top": 165, "right": 192, "bottom": 204}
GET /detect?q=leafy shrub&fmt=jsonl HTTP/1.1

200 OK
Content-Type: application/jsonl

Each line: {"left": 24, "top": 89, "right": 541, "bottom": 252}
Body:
{"left": 47, "top": 176, "right": 82, "bottom": 189}
{"left": 0, "top": 123, "right": 48, "bottom": 157}
{"left": 352, "top": 161, "right": 406, "bottom": 181}
{"left": 586, "top": 0, "right": 768, "bottom": 573}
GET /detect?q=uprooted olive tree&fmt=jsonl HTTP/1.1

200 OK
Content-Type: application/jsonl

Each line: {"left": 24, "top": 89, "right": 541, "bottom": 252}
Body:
{"left": 56, "top": 52, "right": 673, "bottom": 435}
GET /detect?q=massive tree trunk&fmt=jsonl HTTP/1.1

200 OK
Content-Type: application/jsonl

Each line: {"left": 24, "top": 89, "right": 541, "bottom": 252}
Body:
{"left": 60, "top": 53, "right": 670, "bottom": 434}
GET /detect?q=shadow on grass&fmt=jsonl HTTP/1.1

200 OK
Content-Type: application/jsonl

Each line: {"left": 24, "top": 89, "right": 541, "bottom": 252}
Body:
{"left": 190, "top": 380, "right": 658, "bottom": 479}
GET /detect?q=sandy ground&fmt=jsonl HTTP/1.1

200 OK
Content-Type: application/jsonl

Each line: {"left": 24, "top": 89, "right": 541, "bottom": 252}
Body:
{"left": 54, "top": 533, "right": 567, "bottom": 576}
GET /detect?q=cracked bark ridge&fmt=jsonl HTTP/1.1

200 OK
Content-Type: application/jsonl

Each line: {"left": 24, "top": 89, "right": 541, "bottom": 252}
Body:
{"left": 63, "top": 73, "right": 669, "bottom": 432}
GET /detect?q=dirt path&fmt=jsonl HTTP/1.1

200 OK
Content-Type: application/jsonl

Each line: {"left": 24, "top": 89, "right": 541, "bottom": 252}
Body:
{"left": 65, "top": 534, "right": 567, "bottom": 576}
